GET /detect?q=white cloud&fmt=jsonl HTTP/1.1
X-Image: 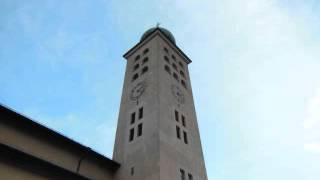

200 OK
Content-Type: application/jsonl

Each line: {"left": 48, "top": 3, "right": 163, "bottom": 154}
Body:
{"left": 304, "top": 88, "right": 320, "bottom": 154}
{"left": 304, "top": 88, "right": 320, "bottom": 129}
{"left": 304, "top": 143, "right": 320, "bottom": 153}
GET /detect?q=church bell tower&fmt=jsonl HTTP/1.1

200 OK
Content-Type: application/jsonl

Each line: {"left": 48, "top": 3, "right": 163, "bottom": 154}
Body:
{"left": 113, "top": 27, "right": 208, "bottom": 180}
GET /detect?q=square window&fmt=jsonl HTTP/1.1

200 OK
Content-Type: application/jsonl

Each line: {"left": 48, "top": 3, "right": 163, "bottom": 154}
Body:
{"left": 188, "top": 173, "right": 193, "bottom": 180}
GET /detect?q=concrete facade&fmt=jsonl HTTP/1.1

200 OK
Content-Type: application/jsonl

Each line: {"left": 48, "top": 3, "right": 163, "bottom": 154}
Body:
{"left": 113, "top": 28, "right": 208, "bottom": 180}
{"left": 0, "top": 105, "right": 119, "bottom": 180}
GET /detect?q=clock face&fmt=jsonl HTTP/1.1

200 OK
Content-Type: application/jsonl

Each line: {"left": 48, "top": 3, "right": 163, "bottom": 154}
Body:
{"left": 130, "top": 82, "right": 146, "bottom": 101}
{"left": 171, "top": 85, "right": 185, "bottom": 104}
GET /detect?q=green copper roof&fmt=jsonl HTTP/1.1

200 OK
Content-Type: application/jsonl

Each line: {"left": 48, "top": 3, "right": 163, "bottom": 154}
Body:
{"left": 140, "top": 27, "right": 176, "bottom": 44}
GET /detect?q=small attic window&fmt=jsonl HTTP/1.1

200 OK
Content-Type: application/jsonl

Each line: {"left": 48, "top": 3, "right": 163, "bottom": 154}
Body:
{"left": 181, "top": 80, "right": 187, "bottom": 89}
{"left": 180, "top": 70, "right": 185, "bottom": 78}
{"left": 132, "top": 73, "right": 139, "bottom": 82}
{"left": 173, "top": 73, "right": 179, "bottom": 81}
{"left": 141, "top": 66, "right": 149, "bottom": 75}
{"left": 172, "top": 63, "right": 178, "bottom": 71}
{"left": 179, "top": 62, "right": 184, "bottom": 68}
{"left": 172, "top": 55, "right": 176, "bottom": 61}
{"left": 133, "top": 64, "right": 140, "bottom": 71}
{"left": 143, "top": 48, "right": 149, "bottom": 55}
{"left": 164, "top": 56, "right": 170, "bottom": 63}
{"left": 164, "top": 47, "right": 169, "bottom": 53}
{"left": 164, "top": 65, "right": 171, "bottom": 74}
{"left": 142, "top": 57, "right": 149, "bottom": 64}
{"left": 135, "top": 55, "right": 140, "bottom": 61}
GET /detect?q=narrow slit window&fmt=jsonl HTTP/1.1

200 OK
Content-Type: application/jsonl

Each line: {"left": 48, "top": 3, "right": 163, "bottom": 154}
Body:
{"left": 131, "top": 112, "right": 136, "bottom": 124}
{"left": 138, "top": 123, "right": 143, "bottom": 136}
{"left": 141, "top": 66, "right": 149, "bottom": 75}
{"left": 135, "top": 55, "right": 140, "bottom": 61}
{"left": 142, "top": 57, "right": 149, "bottom": 64}
{"left": 133, "top": 64, "right": 140, "bottom": 71}
{"left": 132, "top": 73, "right": 139, "bottom": 82}
{"left": 175, "top": 110, "right": 179, "bottom": 122}
{"left": 176, "top": 126, "right": 181, "bottom": 139}
{"left": 143, "top": 48, "right": 149, "bottom": 54}
{"left": 129, "top": 128, "right": 134, "bottom": 142}
{"left": 139, "top": 107, "right": 143, "bottom": 119}
{"left": 172, "top": 63, "right": 178, "bottom": 70}
{"left": 173, "top": 73, "right": 179, "bottom": 81}
{"left": 181, "top": 80, "right": 187, "bottom": 89}
{"left": 131, "top": 167, "right": 134, "bottom": 176}
{"left": 188, "top": 173, "right": 193, "bottom": 180}
{"left": 183, "top": 131, "right": 188, "bottom": 144}
{"left": 165, "top": 65, "right": 171, "bottom": 74}
{"left": 182, "top": 115, "right": 186, "bottom": 127}
{"left": 180, "top": 169, "right": 185, "bottom": 180}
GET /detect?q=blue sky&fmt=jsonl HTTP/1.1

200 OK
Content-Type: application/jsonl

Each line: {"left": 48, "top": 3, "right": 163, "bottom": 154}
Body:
{"left": 1, "top": 0, "right": 320, "bottom": 179}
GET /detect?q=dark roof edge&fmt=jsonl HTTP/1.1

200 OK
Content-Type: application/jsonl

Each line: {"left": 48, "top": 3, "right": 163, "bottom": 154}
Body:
{"left": 0, "top": 143, "right": 91, "bottom": 180}
{"left": 123, "top": 28, "right": 192, "bottom": 64}
{"left": 0, "top": 104, "right": 120, "bottom": 171}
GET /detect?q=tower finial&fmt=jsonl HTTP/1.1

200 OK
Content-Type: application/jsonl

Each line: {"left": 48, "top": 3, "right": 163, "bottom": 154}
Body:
{"left": 156, "top": 22, "right": 160, "bottom": 28}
